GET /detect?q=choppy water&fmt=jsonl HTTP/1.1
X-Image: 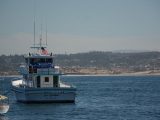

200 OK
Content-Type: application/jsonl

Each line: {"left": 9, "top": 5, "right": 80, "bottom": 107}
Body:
{"left": 0, "top": 75, "right": 160, "bottom": 120}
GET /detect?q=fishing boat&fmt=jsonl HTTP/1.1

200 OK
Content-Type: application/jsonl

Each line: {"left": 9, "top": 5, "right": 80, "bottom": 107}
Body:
{"left": 11, "top": 13, "right": 76, "bottom": 103}
{"left": 0, "top": 78, "right": 9, "bottom": 114}
{"left": 11, "top": 45, "right": 76, "bottom": 103}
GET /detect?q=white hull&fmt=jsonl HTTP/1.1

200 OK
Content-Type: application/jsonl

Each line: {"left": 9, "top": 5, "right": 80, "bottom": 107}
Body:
{"left": 12, "top": 84, "right": 76, "bottom": 103}
{"left": 0, "top": 104, "right": 9, "bottom": 114}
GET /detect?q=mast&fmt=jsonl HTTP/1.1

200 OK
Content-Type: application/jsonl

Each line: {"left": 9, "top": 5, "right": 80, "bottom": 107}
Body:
{"left": 31, "top": 0, "right": 48, "bottom": 51}
{"left": 33, "top": 0, "right": 36, "bottom": 50}
{"left": 34, "top": 16, "right": 35, "bottom": 48}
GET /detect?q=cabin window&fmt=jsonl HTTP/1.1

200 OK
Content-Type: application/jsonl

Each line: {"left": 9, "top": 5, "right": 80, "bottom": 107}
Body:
{"left": 53, "top": 76, "right": 58, "bottom": 87}
{"left": 30, "top": 58, "right": 53, "bottom": 64}
{"left": 40, "top": 59, "right": 45, "bottom": 63}
{"left": 30, "top": 58, "right": 41, "bottom": 64}
{"left": 29, "top": 66, "right": 33, "bottom": 73}
{"left": 46, "top": 58, "right": 53, "bottom": 63}
{"left": 25, "top": 58, "right": 28, "bottom": 64}
{"left": 37, "top": 76, "right": 40, "bottom": 88}
{"left": 30, "top": 58, "right": 34, "bottom": 64}
{"left": 45, "top": 77, "right": 49, "bottom": 82}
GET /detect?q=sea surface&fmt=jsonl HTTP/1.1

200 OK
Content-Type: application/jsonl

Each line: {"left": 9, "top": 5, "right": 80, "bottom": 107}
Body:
{"left": 0, "top": 75, "right": 160, "bottom": 120}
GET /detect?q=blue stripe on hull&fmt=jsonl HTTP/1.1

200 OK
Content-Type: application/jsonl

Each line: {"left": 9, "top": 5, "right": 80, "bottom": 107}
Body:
{"left": 17, "top": 100, "right": 75, "bottom": 103}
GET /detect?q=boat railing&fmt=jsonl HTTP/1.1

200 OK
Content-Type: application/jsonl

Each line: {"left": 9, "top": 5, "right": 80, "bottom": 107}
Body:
{"left": 30, "top": 63, "right": 53, "bottom": 68}
{"left": 37, "top": 68, "right": 60, "bottom": 75}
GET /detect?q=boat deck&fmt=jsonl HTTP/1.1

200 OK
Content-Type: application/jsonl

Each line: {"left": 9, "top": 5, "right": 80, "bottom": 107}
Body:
{"left": 12, "top": 79, "right": 74, "bottom": 89}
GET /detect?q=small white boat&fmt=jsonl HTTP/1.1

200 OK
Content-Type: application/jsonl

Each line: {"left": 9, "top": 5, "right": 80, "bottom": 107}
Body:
{"left": 0, "top": 95, "right": 9, "bottom": 114}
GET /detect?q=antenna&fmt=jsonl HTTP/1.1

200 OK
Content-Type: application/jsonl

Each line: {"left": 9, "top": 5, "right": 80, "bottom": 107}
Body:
{"left": 46, "top": 22, "right": 48, "bottom": 46}
{"left": 33, "top": 0, "right": 36, "bottom": 49}
{"left": 34, "top": 16, "right": 35, "bottom": 48}
{"left": 40, "top": 24, "right": 43, "bottom": 47}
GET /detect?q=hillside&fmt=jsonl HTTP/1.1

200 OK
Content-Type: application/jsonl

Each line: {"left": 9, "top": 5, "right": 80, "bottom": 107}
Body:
{"left": 0, "top": 51, "right": 160, "bottom": 75}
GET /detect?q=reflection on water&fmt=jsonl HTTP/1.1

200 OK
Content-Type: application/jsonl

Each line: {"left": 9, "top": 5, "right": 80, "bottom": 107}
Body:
{"left": 0, "top": 115, "right": 9, "bottom": 120}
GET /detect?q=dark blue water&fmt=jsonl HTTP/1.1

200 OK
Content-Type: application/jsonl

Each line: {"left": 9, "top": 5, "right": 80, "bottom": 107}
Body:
{"left": 1, "top": 76, "right": 160, "bottom": 120}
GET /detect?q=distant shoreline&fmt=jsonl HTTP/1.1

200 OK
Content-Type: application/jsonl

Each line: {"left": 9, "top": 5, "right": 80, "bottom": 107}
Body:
{"left": 1, "top": 71, "right": 160, "bottom": 77}
{"left": 65, "top": 72, "right": 160, "bottom": 77}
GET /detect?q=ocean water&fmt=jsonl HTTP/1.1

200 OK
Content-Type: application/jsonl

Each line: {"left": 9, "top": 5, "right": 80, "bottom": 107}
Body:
{"left": 0, "top": 75, "right": 160, "bottom": 120}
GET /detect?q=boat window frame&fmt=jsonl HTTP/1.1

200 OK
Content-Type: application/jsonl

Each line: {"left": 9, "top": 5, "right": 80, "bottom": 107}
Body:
{"left": 44, "top": 77, "right": 49, "bottom": 83}
{"left": 29, "top": 58, "right": 53, "bottom": 64}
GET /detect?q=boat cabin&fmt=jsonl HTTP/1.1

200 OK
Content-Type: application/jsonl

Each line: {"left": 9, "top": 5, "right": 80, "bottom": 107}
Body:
{"left": 33, "top": 75, "right": 59, "bottom": 88}
{"left": 24, "top": 56, "right": 54, "bottom": 74}
{"left": 23, "top": 55, "right": 60, "bottom": 88}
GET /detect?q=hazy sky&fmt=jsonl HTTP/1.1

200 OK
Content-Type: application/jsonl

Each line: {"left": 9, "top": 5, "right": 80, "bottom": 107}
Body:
{"left": 0, "top": 0, "right": 160, "bottom": 55}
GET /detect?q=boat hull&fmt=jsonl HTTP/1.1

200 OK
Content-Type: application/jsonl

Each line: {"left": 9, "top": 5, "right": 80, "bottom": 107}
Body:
{"left": 12, "top": 86, "right": 76, "bottom": 103}
{"left": 0, "top": 104, "right": 9, "bottom": 114}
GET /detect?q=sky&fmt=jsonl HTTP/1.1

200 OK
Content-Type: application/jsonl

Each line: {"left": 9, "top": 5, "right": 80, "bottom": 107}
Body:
{"left": 0, "top": 0, "right": 160, "bottom": 55}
